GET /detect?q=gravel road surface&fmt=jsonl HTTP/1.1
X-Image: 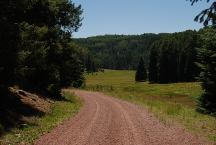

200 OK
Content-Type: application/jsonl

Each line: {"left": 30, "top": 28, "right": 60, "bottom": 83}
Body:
{"left": 35, "top": 90, "right": 210, "bottom": 145}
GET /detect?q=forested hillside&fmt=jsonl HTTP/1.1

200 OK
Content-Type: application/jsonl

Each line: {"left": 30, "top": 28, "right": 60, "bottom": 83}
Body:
{"left": 75, "top": 30, "right": 199, "bottom": 82}
{"left": 75, "top": 34, "right": 167, "bottom": 70}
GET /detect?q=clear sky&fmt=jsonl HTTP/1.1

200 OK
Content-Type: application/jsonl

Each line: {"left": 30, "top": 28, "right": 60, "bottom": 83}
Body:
{"left": 72, "top": 0, "right": 211, "bottom": 38}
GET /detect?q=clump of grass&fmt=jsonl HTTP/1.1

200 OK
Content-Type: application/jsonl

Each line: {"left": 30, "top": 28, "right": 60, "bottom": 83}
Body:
{"left": 0, "top": 91, "right": 82, "bottom": 145}
{"left": 85, "top": 70, "right": 216, "bottom": 142}
{"left": 85, "top": 84, "right": 115, "bottom": 92}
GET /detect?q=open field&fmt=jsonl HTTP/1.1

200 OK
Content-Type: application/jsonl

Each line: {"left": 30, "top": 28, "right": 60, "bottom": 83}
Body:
{"left": 0, "top": 91, "right": 82, "bottom": 145}
{"left": 85, "top": 70, "right": 216, "bottom": 141}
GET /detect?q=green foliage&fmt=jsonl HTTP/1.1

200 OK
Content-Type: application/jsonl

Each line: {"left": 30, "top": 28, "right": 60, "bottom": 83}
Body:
{"left": 158, "top": 44, "right": 170, "bottom": 83}
{"left": 75, "top": 34, "right": 165, "bottom": 70}
{"left": 86, "top": 54, "right": 98, "bottom": 73}
{"left": 196, "top": 27, "right": 216, "bottom": 115}
{"left": 190, "top": 0, "right": 216, "bottom": 26}
{"left": 149, "top": 43, "right": 159, "bottom": 83}
{"left": 135, "top": 57, "right": 147, "bottom": 82}
{"left": 0, "top": 0, "right": 22, "bottom": 87}
{"left": 47, "top": 84, "right": 61, "bottom": 99}
{"left": 0, "top": 0, "right": 85, "bottom": 98}
{"left": 149, "top": 30, "right": 199, "bottom": 83}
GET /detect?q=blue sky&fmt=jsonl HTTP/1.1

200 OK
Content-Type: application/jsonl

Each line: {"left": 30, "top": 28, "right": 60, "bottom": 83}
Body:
{"left": 72, "top": 0, "right": 211, "bottom": 38}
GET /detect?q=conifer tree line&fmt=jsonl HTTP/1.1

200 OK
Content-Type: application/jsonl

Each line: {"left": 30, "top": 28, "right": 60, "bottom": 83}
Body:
{"left": 148, "top": 30, "right": 199, "bottom": 83}
{"left": 75, "top": 34, "right": 165, "bottom": 70}
{"left": 0, "top": 0, "right": 85, "bottom": 99}
{"left": 76, "top": 30, "right": 201, "bottom": 83}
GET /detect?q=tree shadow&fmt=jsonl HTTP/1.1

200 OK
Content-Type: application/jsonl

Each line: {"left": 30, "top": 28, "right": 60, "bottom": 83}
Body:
{"left": 0, "top": 89, "right": 45, "bottom": 136}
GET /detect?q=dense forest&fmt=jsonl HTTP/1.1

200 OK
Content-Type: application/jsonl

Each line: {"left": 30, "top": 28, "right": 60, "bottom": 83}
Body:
{"left": 75, "top": 34, "right": 167, "bottom": 70}
{"left": 149, "top": 30, "right": 199, "bottom": 83}
{"left": 75, "top": 30, "right": 199, "bottom": 82}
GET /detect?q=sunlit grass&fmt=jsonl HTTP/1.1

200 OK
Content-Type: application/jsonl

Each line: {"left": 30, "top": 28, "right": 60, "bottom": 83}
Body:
{"left": 85, "top": 70, "right": 216, "bottom": 142}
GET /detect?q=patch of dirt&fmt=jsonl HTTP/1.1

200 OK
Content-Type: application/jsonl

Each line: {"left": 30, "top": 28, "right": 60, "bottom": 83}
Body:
{"left": 0, "top": 88, "right": 51, "bottom": 134}
{"left": 10, "top": 88, "right": 51, "bottom": 113}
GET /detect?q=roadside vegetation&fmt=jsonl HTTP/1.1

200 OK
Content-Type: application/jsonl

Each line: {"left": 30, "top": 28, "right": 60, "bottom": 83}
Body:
{"left": 0, "top": 90, "right": 82, "bottom": 145}
{"left": 85, "top": 70, "right": 216, "bottom": 141}
{"left": 0, "top": 0, "right": 85, "bottom": 139}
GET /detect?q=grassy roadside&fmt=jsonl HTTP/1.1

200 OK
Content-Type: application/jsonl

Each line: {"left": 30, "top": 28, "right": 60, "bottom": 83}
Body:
{"left": 0, "top": 90, "right": 82, "bottom": 145}
{"left": 85, "top": 70, "right": 216, "bottom": 142}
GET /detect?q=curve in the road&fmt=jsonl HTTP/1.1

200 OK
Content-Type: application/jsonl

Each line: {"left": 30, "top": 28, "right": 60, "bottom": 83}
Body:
{"left": 35, "top": 90, "right": 210, "bottom": 145}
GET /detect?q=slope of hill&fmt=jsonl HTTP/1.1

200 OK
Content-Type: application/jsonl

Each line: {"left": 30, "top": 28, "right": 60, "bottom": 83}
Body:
{"left": 75, "top": 33, "right": 167, "bottom": 70}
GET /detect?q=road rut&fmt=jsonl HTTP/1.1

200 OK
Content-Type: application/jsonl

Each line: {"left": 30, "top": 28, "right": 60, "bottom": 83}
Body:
{"left": 35, "top": 90, "right": 210, "bottom": 145}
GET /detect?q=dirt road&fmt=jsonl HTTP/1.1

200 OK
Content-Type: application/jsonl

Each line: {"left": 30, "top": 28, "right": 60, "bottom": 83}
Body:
{"left": 35, "top": 90, "right": 209, "bottom": 145}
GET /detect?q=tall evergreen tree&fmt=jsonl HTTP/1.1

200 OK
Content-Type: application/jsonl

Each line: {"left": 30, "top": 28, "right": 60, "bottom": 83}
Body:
{"left": 86, "top": 54, "right": 97, "bottom": 73}
{"left": 177, "top": 48, "right": 187, "bottom": 82}
{"left": 158, "top": 42, "right": 170, "bottom": 83}
{"left": 167, "top": 39, "right": 178, "bottom": 82}
{"left": 91, "top": 61, "right": 97, "bottom": 73}
{"left": 135, "top": 57, "right": 147, "bottom": 82}
{"left": 0, "top": 0, "right": 24, "bottom": 89}
{"left": 86, "top": 55, "right": 92, "bottom": 73}
{"left": 196, "top": 27, "right": 216, "bottom": 115}
{"left": 190, "top": 0, "right": 216, "bottom": 114}
{"left": 0, "top": 0, "right": 84, "bottom": 98}
{"left": 148, "top": 43, "right": 159, "bottom": 83}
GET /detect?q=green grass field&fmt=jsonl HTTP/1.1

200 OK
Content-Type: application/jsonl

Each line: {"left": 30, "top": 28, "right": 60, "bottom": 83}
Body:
{"left": 85, "top": 70, "right": 216, "bottom": 141}
{"left": 0, "top": 91, "right": 82, "bottom": 145}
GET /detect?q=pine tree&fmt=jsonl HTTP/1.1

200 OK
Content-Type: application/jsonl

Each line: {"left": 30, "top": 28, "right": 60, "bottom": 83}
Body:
{"left": 149, "top": 43, "right": 159, "bottom": 83}
{"left": 86, "top": 54, "right": 97, "bottom": 73}
{"left": 0, "top": 0, "right": 23, "bottom": 88}
{"left": 189, "top": 0, "right": 216, "bottom": 115}
{"left": 86, "top": 55, "right": 92, "bottom": 73}
{"left": 158, "top": 42, "right": 169, "bottom": 83}
{"left": 196, "top": 27, "right": 216, "bottom": 115}
{"left": 0, "top": 0, "right": 84, "bottom": 98}
{"left": 135, "top": 57, "right": 147, "bottom": 82}
{"left": 167, "top": 40, "right": 178, "bottom": 82}
{"left": 91, "top": 61, "right": 96, "bottom": 73}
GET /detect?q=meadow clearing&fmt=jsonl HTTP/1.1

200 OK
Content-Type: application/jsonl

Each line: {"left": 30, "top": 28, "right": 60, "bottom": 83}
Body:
{"left": 85, "top": 70, "right": 216, "bottom": 141}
